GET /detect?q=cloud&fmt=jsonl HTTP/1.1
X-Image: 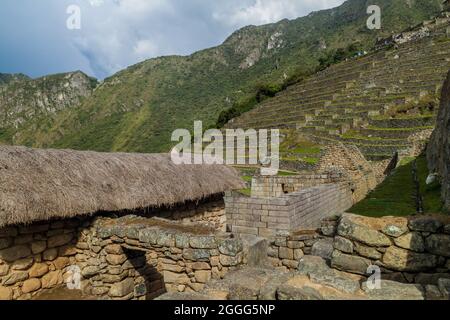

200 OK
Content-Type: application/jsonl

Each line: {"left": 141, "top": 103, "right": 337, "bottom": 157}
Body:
{"left": 213, "top": 0, "right": 346, "bottom": 27}
{"left": 133, "top": 40, "right": 159, "bottom": 60}
{"left": 0, "top": 0, "right": 346, "bottom": 79}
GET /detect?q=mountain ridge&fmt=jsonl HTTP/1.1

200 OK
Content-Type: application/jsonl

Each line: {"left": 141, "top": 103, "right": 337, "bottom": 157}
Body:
{"left": 0, "top": 0, "right": 444, "bottom": 152}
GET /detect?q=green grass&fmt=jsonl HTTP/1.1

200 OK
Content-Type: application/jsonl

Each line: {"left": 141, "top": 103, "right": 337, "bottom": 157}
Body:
{"left": 350, "top": 155, "right": 444, "bottom": 217}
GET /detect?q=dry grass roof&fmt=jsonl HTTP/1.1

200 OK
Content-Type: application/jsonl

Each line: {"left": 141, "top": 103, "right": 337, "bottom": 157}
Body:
{"left": 0, "top": 146, "right": 245, "bottom": 227}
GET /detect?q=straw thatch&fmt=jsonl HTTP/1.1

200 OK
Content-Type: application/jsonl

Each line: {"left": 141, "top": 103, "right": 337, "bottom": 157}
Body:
{"left": 0, "top": 146, "right": 245, "bottom": 227}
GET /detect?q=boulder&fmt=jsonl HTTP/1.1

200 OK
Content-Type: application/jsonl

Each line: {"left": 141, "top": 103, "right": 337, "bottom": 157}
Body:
{"left": 331, "top": 250, "right": 372, "bottom": 275}
{"left": 190, "top": 236, "right": 217, "bottom": 249}
{"left": 183, "top": 249, "right": 210, "bottom": 261}
{"left": 163, "top": 271, "right": 190, "bottom": 285}
{"left": 438, "top": 278, "right": 450, "bottom": 299}
{"left": 362, "top": 280, "right": 425, "bottom": 300}
{"left": 3, "top": 271, "right": 28, "bottom": 285}
{"left": 0, "top": 286, "right": 12, "bottom": 300}
{"left": 277, "top": 275, "right": 365, "bottom": 300}
{"left": 0, "top": 245, "right": 31, "bottom": 262}
{"left": 0, "top": 238, "right": 12, "bottom": 250}
{"left": 109, "top": 278, "right": 135, "bottom": 297}
{"left": 29, "top": 263, "right": 49, "bottom": 278}
{"left": 11, "top": 257, "right": 34, "bottom": 270}
{"left": 219, "top": 253, "right": 243, "bottom": 267}
{"left": 354, "top": 243, "right": 382, "bottom": 260}
{"left": 333, "top": 236, "right": 354, "bottom": 254}
{"left": 195, "top": 270, "right": 212, "bottom": 284}
{"left": 311, "top": 239, "right": 334, "bottom": 260}
{"left": 218, "top": 239, "right": 243, "bottom": 256}
{"left": 337, "top": 214, "right": 391, "bottom": 247}
{"left": 22, "top": 278, "right": 41, "bottom": 294}
{"left": 47, "top": 233, "right": 73, "bottom": 248}
{"left": 0, "top": 264, "right": 9, "bottom": 276}
{"left": 31, "top": 241, "right": 47, "bottom": 254}
{"left": 408, "top": 217, "right": 443, "bottom": 233}
{"left": 425, "top": 234, "right": 450, "bottom": 257}
{"left": 394, "top": 233, "right": 425, "bottom": 252}
{"left": 106, "top": 254, "right": 127, "bottom": 266}
{"left": 382, "top": 246, "right": 438, "bottom": 272}
{"left": 43, "top": 248, "right": 58, "bottom": 261}
{"left": 41, "top": 271, "right": 63, "bottom": 289}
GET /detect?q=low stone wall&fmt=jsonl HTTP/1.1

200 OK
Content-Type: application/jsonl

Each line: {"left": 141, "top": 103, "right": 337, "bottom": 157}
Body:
{"left": 77, "top": 216, "right": 245, "bottom": 300}
{"left": 142, "top": 197, "right": 226, "bottom": 231}
{"left": 328, "top": 213, "right": 450, "bottom": 285}
{"left": 0, "top": 217, "right": 87, "bottom": 300}
{"left": 225, "top": 183, "right": 353, "bottom": 238}
{"left": 0, "top": 201, "right": 240, "bottom": 300}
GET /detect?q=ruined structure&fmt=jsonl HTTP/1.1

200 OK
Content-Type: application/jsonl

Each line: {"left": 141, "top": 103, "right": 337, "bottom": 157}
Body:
{"left": 0, "top": 146, "right": 245, "bottom": 300}
{"left": 226, "top": 12, "right": 450, "bottom": 161}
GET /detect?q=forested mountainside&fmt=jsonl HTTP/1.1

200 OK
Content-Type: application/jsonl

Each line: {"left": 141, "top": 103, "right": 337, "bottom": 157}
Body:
{"left": 0, "top": 0, "right": 444, "bottom": 152}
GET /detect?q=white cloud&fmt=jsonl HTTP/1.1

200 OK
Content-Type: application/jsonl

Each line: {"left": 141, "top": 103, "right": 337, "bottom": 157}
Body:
{"left": 133, "top": 39, "right": 159, "bottom": 60}
{"left": 69, "top": 0, "right": 345, "bottom": 78}
{"left": 213, "top": 0, "right": 345, "bottom": 27}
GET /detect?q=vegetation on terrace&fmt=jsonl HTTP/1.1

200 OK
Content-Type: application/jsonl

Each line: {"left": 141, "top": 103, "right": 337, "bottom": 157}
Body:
{"left": 350, "top": 155, "right": 444, "bottom": 217}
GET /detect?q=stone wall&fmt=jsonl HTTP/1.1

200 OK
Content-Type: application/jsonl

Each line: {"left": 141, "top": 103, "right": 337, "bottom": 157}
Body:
{"left": 140, "top": 197, "right": 226, "bottom": 231}
{"left": 427, "top": 71, "right": 450, "bottom": 212}
{"left": 0, "top": 217, "right": 87, "bottom": 300}
{"left": 76, "top": 216, "right": 245, "bottom": 300}
{"left": 225, "top": 183, "right": 353, "bottom": 238}
{"left": 316, "top": 144, "right": 379, "bottom": 203}
{"left": 251, "top": 174, "right": 341, "bottom": 198}
{"left": 0, "top": 199, "right": 240, "bottom": 300}
{"left": 327, "top": 213, "right": 450, "bottom": 285}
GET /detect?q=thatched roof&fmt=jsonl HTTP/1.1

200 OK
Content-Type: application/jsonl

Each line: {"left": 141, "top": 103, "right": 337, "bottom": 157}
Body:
{"left": 0, "top": 146, "right": 245, "bottom": 227}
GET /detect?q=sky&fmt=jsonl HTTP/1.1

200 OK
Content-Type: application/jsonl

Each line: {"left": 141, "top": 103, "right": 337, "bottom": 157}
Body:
{"left": 0, "top": 0, "right": 346, "bottom": 79}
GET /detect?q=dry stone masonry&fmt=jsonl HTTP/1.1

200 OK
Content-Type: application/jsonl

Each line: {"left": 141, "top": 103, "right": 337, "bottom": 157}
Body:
{"left": 0, "top": 218, "right": 85, "bottom": 300}
{"left": 77, "top": 216, "right": 245, "bottom": 300}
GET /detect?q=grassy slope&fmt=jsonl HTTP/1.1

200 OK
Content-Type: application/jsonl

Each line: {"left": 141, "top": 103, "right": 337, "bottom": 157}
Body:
{"left": 4, "top": 0, "right": 443, "bottom": 153}
{"left": 350, "top": 155, "right": 444, "bottom": 217}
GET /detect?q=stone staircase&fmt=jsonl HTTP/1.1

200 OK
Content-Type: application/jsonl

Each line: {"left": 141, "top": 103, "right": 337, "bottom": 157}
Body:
{"left": 225, "top": 16, "right": 450, "bottom": 161}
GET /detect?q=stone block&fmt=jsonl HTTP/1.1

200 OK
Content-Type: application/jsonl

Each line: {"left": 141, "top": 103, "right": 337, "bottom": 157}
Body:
{"left": 382, "top": 246, "right": 438, "bottom": 272}
{"left": 331, "top": 250, "right": 371, "bottom": 275}
{"left": 109, "top": 278, "right": 135, "bottom": 297}
{"left": 408, "top": 217, "right": 443, "bottom": 233}
{"left": 278, "top": 247, "right": 294, "bottom": 260}
{"left": 0, "top": 245, "right": 31, "bottom": 262}
{"left": 48, "top": 233, "right": 73, "bottom": 248}
{"left": 22, "top": 278, "right": 41, "bottom": 294}
{"left": 394, "top": 232, "right": 425, "bottom": 253}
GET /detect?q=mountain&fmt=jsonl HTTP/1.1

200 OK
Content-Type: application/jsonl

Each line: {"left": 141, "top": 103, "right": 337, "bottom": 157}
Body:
{"left": 0, "top": 71, "right": 97, "bottom": 144}
{"left": 0, "top": 73, "right": 30, "bottom": 86}
{"left": 0, "top": 0, "right": 444, "bottom": 152}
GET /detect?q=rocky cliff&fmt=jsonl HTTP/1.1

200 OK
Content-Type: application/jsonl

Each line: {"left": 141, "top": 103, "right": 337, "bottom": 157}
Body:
{"left": 428, "top": 71, "right": 450, "bottom": 212}
{"left": 0, "top": 71, "right": 97, "bottom": 145}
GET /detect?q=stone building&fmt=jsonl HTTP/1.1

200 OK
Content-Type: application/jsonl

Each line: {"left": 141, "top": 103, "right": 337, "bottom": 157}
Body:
{"left": 0, "top": 146, "right": 245, "bottom": 300}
